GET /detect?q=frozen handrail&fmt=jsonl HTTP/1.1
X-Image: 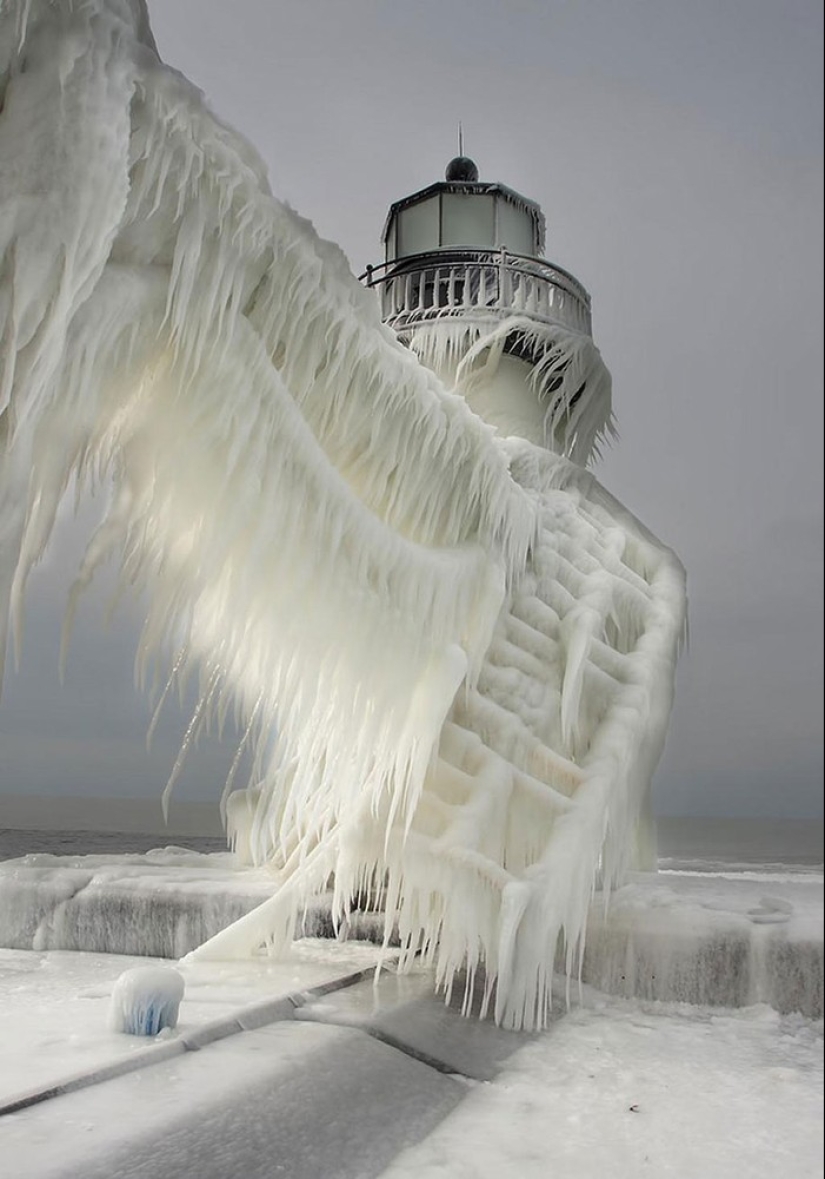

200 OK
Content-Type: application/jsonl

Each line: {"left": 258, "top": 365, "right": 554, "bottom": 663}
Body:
{"left": 361, "top": 249, "right": 593, "bottom": 337}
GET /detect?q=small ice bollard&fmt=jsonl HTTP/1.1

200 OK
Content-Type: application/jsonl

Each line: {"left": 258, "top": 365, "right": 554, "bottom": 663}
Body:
{"left": 109, "top": 966, "right": 185, "bottom": 1036}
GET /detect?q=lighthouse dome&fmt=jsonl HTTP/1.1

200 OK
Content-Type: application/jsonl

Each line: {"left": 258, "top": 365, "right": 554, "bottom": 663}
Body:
{"left": 445, "top": 156, "right": 479, "bottom": 182}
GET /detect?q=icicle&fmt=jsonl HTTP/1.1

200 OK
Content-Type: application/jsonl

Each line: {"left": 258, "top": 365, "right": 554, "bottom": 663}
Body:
{"left": 408, "top": 317, "right": 616, "bottom": 463}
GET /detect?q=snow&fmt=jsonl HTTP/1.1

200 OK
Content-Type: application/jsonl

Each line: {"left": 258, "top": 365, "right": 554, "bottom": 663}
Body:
{"left": 0, "top": 0, "right": 685, "bottom": 1028}
{"left": 108, "top": 964, "right": 184, "bottom": 1034}
{"left": 0, "top": 848, "right": 272, "bottom": 956}
{"left": 0, "top": 848, "right": 384, "bottom": 957}
{"left": 582, "top": 871, "right": 824, "bottom": 1015}
{"left": 380, "top": 991, "right": 824, "bottom": 1179}
{"left": 2, "top": 1016, "right": 463, "bottom": 1179}
{"left": 1, "top": 850, "right": 820, "bottom": 1016}
{"left": 0, "top": 948, "right": 820, "bottom": 1179}
{"left": 0, "top": 939, "right": 387, "bottom": 1109}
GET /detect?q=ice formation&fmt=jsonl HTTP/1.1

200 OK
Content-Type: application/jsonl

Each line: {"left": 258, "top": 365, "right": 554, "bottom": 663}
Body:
{"left": 0, "top": 0, "right": 685, "bottom": 1028}
{"left": 109, "top": 965, "right": 184, "bottom": 1035}
{"left": 404, "top": 318, "right": 614, "bottom": 463}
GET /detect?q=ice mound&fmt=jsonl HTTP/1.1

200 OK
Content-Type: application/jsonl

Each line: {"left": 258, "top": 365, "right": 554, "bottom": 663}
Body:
{"left": 109, "top": 966, "right": 185, "bottom": 1036}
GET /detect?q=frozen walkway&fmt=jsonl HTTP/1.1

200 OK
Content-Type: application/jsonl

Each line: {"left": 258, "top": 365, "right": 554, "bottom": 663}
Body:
{"left": 0, "top": 946, "right": 821, "bottom": 1179}
{"left": 0, "top": 946, "right": 530, "bottom": 1179}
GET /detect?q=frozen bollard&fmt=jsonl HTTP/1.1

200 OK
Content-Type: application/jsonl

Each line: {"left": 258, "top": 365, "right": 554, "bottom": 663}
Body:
{"left": 109, "top": 966, "right": 185, "bottom": 1036}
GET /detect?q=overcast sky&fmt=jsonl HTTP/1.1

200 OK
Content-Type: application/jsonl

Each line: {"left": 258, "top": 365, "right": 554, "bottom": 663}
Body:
{"left": 1, "top": 0, "right": 822, "bottom": 821}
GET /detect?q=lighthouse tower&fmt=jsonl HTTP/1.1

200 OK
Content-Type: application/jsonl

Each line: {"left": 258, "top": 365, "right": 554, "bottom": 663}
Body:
{"left": 363, "top": 155, "right": 613, "bottom": 464}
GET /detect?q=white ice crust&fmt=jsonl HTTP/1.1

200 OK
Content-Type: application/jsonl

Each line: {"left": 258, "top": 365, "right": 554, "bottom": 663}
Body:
{"left": 0, "top": 1, "right": 686, "bottom": 1028}
{"left": 109, "top": 964, "right": 184, "bottom": 1035}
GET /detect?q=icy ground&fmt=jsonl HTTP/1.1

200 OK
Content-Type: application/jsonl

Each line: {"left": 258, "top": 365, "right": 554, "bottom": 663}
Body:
{"left": 381, "top": 993, "right": 823, "bottom": 1179}
{"left": 0, "top": 941, "right": 821, "bottom": 1179}
{"left": 0, "top": 940, "right": 387, "bottom": 1107}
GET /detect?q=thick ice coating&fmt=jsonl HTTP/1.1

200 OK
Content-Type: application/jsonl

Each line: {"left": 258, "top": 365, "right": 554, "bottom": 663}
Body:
{"left": 109, "top": 965, "right": 185, "bottom": 1035}
{"left": 0, "top": 1, "right": 685, "bottom": 1029}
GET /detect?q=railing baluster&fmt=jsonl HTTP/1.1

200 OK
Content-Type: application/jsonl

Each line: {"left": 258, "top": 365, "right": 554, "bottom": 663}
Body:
{"left": 360, "top": 253, "right": 592, "bottom": 337}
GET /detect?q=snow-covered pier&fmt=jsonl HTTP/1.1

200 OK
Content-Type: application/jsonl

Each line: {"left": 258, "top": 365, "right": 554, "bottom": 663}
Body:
{"left": 0, "top": 852, "right": 820, "bottom": 1017}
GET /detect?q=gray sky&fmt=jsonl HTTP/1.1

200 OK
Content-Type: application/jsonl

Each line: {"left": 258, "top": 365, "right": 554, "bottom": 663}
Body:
{"left": 1, "top": 0, "right": 822, "bottom": 820}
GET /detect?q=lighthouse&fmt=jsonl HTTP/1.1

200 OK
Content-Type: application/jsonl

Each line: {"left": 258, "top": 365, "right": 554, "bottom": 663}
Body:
{"left": 363, "top": 154, "right": 613, "bottom": 464}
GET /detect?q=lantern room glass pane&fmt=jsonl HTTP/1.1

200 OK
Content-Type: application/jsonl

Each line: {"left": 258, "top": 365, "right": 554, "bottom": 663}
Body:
{"left": 496, "top": 199, "right": 535, "bottom": 256}
{"left": 441, "top": 193, "right": 494, "bottom": 248}
{"left": 397, "top": 198, "right": 439, "bottom": 257}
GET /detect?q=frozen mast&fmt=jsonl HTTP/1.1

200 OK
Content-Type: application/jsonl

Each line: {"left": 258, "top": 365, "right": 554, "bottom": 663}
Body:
{"left": 363, "top": 155, "right": 613, "bottom": 463}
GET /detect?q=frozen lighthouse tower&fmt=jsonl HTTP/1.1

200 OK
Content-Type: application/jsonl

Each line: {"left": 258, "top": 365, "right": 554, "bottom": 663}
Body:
{"left": 363, "top": 153, "right": 613, "bottom": 462}
{"left": 0, "top": 2, "right": 685, "bottom": 1031}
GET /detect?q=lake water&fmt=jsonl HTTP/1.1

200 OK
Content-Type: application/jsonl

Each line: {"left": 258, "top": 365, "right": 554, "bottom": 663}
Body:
{"left": 655, "top": 815, "right": 823, "bottom": 873}
{"left": 0, "top": 828, "right": 227, "bottom": 860}
{"left": 1, "top": 816, "right": 821, "bottom": 872}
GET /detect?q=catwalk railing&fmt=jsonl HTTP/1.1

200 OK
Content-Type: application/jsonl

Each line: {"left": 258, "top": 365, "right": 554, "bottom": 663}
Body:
{"left": 361, "top": 249, "right": 592, "bottom": 337}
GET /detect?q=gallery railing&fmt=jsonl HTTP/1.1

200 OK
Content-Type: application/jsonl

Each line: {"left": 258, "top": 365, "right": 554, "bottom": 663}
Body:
{"left": 361, "top": 249, "right": 592, "bottom": 338}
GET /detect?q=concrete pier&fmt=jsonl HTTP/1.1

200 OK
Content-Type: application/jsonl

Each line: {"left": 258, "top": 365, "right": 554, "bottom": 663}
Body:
{"left": 0, "top": 852, "right": 821, "bottom": 1017}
